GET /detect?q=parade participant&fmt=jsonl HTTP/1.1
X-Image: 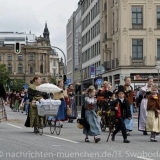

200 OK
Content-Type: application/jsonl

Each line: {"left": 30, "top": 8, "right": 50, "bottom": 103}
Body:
{"left": 14, "top": 91, "right": 22, "bottom": 112}
{"left": 20, "top": 89, "right": 25, "bottom": 113}
{"left": 111, "top": 85, "right": 131, "bottom": 143}
{"left": 23, "top": 90, "right": 30, "bottom": 115}
{"left": 123, "top": 76, "right": 134, "bottom": 135}
{"left": 24, "top": 77, "right": 43, "bottom": 131}
{"left": 54, "top": 80, "right": 68, "bottom": 127}
{"left": 0, "top": 82, "right": 7, "bottom": 122}
{"left": 146, "top": 84, "right": 160, "bottom": 142}
{"left": 9, "top": 90, "right": 16, "bottom": 110}
{"left": 83, "top": 87, "right": 101, "bottom": 143}
{"left": 96, "top": 81, "right": 113, "bottom": 109}
{"left": 137, "top": 76, "right": 153, "bottom": 135}
{"left": 67, "top": 84, "right": 78, "bottom": 123}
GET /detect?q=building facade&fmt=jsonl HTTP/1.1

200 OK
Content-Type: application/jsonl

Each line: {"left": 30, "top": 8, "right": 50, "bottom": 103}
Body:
{"left": 66, "top": 14, "right": 74, "bottom": 83}
{"left": 0, "top": 24, "right": 51, "bottom": 84}
{"left": 73, "top": 4, "right": 82, "bottom": 84}
{"left": 100, "top": 0, "right": 160, "bottom": 89}
{"left": 81, "top": 0, "right": 101, "bottom": 88}
{"left": 50, "top": 49, "right": 60, "bottom": 81}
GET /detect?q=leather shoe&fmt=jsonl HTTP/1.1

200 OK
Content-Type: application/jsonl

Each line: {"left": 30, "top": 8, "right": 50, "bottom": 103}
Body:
{"left": 111, "top": 134, "right": 115, "bottom": 141}
{"left": 123, "top": 139, "right": 130, "bottom": 143}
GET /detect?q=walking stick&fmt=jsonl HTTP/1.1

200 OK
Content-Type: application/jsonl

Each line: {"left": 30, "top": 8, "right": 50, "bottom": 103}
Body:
{"left": 106, "top": 131, "right": 111, "bottom": 142}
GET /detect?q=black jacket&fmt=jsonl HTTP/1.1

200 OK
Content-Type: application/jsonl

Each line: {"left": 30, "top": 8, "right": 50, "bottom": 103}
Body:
{"left": 0, "top": 83, "right": 6, "bottom": 101}
{"left": 111, "top": 98, "right": 131, "bottom": 119}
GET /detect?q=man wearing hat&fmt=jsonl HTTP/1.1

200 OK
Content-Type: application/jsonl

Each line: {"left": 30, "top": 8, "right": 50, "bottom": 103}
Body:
{"left": 111, "top": 85, "right": 131, "bottom": 143}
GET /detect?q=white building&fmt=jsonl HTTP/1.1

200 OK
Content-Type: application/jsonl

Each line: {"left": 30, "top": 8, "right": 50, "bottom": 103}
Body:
{"left": 50, "top": 49, "right": 60, "bottom": 81}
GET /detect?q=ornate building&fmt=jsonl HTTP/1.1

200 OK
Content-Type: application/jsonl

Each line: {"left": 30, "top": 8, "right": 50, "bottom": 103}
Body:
{"left": 0, "top": 23, "right": 51, "bottom": 84}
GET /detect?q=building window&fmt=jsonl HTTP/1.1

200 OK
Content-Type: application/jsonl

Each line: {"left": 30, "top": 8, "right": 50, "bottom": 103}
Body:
{"left": 40, "top": 65, "right": 43, "bottom": 73}
{"left": 53, "top": 61, "right": 56, "bottom": 67}
{"left": 8, "top": 54, "right": 12, "bottom": 61}
{"left": 157, "top": 40, "right": 160, "bottom": 59}
{"left": 157, "top": 7, "right": 160, "bottom": 27}
{"left": 18, "top": 64, "right": 23, "bottom": 73}
{"left": 8, "top": 64, "right": 12, "bottom": 73}
{"left": 30, "top": 67, "right": 34, "bottom": 74}
{"left": 53, "top": 69, "right": 56, "bottom": 76}
{"left": 132, "top": 39, "right": 143, "bottom": 59}
{"left": 40, "top": 55, "right": 43, "bottom": 61}
{"left": 132, "top": 7, "right": 143, "bottom": 27}
{"left": 30, "top": 54, "right": 34, "bottom": 60}
{"left": 18, "top": 54, "right": 23, "bottom": 61}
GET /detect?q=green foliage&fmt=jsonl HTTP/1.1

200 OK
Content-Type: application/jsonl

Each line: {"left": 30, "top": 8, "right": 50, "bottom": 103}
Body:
{"left": 0, "top": 64, "right": 10, "bottom": 85}
{"left": 50, "top": 76, "right": 57, "bottom": 85}
{"left": 10, "top": 79, "right": 25, "bottom": 92}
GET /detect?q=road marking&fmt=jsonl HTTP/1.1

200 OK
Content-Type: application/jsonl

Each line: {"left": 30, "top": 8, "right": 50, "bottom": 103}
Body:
{"left": 43, "top": 134, "right": 79, "bottom": 144}
{"left": 7, "top": 123, "right": 23, "bottom": 129}
{"left": 52, "top": 145, "right": 62, "bottom": 147}
{"left": 137, "top": 157, "right": 155, "bottom": 160}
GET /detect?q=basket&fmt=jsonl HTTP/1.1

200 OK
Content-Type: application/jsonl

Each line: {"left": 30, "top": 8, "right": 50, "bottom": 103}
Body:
{"left": 37, "top": 100, "right": 61, "bottom": 116}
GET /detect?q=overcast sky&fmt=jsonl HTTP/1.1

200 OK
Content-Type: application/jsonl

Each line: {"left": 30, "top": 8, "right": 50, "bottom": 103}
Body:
{"left": 0, "top": 0, "right": 79, "bottom": 59}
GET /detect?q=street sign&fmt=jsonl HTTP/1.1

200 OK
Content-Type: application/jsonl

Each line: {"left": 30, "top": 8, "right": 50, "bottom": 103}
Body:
{"left": 66, "top": 79, "right": 71, "bottom": 86}
{"left": 90, "top": 66, "right": 95, "bottom": 78}
{"left": 96, "top": 66, "right": 105, "bottom": 75}
{"left": 23, "top": 84, "right": 28, "bottom": 89}
{"left": 96, "top": 79, "right": 103, "bottom": 86}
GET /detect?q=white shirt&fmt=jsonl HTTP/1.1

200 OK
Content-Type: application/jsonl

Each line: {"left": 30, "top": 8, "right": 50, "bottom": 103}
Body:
{"left": 119, "top": 98, "right": 124, "bottom": 103}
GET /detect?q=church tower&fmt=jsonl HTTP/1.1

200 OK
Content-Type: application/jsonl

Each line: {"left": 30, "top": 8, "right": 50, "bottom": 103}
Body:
{"left": 43, "top": 23, "right": 50, "bottom": 39}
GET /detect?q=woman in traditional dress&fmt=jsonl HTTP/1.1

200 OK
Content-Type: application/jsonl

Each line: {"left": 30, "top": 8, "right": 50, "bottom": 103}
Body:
{"left": 67, "top": 83, "right": 81, "bottom": 123}
{"left": 137, "top": 76, "right": 153, "bottom": 135}
{"left": 83, "top": 87, "right": 101, "bottom": 143}
{"left": 13, "top": 91, "right": 22, "bottom": 112}
{"left": 54, "top": 80, "right": 68, "bottom": 126}
{"left": 146, "top": 84, "right": 160, "bottom": 142}
{"left": 123, "top": 76, "right": 134, "bottom": 135}
{"left": 24, "top": 77, "right": 43, "bottom": 132}
{"left": 0, "top": 82, "right": 7, "bottom": 122}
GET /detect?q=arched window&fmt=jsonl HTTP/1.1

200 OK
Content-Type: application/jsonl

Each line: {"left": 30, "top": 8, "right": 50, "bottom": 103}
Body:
{"left": 18, "top": 64, "right": 23, "bottom": 73}
{"left": 40, "top": 65, "right": 43, "bottom": 73}
{"left": 8, "top": 64, "right": 12, "bottom": 73}
{"left": 30, "top": 67, "right": 33, "bottom": 74}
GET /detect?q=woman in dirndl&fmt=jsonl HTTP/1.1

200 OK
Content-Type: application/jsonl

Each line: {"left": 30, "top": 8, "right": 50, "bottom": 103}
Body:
{"left": 146, "top": 84, "right": 160, "bottom": 142}
{"left": 0, "top": 82, "right": 7, "bottom": 122}
{"left": 54, "top": 79, "right": 68, "bottom": 127}
{"left": 137, "top": 76, "right": 153, "bottom": 135}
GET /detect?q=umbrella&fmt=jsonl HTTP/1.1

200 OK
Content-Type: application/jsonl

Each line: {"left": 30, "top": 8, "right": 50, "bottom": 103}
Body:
{"left": 36, "top": 83, "right": 62, "bottom": 93}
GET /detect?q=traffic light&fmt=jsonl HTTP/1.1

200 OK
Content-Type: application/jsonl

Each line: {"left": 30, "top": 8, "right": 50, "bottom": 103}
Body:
{"left": 14, "top": 42, "right": 21, "bottom": 54}
{"left": 63, "top": 75, "right": 67, "bottom": 83}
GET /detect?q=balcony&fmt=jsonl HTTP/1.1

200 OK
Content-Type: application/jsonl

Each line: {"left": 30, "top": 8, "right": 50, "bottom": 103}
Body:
{"left": 115, "top": 58, "right": 119, "bottom": 68}
{"left": 112, "top": 59, "right": 115, "bottom": 69}
{"left": 132, "top": 24, "right": 143, "bottom": 29}
{"left": 103, "top": 61, "right": 111, "bottom": 71}
{"left": 131, "top": 57, "right": 145, "bottom": 66}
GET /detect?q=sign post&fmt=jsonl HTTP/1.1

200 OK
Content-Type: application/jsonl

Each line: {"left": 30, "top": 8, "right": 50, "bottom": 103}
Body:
{"left": 96, "top": 79, "right": 103, "bottom": 89}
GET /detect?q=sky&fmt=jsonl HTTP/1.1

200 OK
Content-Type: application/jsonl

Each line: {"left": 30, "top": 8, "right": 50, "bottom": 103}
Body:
{"left": 0, "top": 0, "right": 79, "bottom": 59}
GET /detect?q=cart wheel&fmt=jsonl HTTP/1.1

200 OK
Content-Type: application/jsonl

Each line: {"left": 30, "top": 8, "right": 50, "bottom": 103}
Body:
{"left": 50, "top": 120, "right": 56, "bottom": 134}
{"left": 55, "top": 119, "right": 61, "bottom": 135}
{"left": 39, "top": 117, "right": 43, "bottom": 135}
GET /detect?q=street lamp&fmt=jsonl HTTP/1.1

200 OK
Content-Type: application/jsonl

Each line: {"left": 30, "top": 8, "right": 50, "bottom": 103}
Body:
{"left": 155, "top": 61, "right": 160, "bottom": 88}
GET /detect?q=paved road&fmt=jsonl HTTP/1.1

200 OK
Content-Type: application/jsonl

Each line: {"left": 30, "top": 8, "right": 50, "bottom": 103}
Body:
{"left": 0, "top": 106, "right": 159, "bottom": 160}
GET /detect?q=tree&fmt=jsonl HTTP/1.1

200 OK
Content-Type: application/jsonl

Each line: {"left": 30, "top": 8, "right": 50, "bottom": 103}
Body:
{"left": 0, "top": 64, "right": 10, "bottom": 85}
{"left": 50, "top": 76, "right": 57, "bottom": 85}
{"left": 10, "top": 79, "right": 25, "bottom": 92}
